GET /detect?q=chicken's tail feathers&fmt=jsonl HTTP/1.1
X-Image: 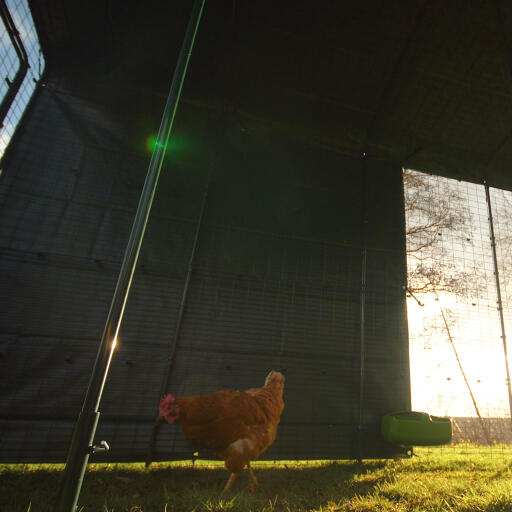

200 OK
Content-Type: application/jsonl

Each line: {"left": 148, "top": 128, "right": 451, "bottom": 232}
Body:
{"left": 158, "top": 393, "right": 181, "bottom": 424}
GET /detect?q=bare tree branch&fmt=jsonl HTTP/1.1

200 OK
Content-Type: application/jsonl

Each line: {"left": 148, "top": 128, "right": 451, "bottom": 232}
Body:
{"left": 403, "top": 169, "right": 481, "bottom": 297}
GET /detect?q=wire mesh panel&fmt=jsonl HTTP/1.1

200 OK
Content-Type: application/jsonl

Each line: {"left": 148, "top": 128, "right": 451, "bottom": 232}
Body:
{"left": 0, "top": 78, "right": 410, "bottom": 461}
{"left": 152, "top": 140, "right": 410, "bottom": 461}
{"left": 0, "top": 84, "right": 201, "bottom": 461}
{"left": 0, "top": 0, "right": 44, "bottom": 159}
{"left": 405, "top": 169, "right": 512, "bottom": 446}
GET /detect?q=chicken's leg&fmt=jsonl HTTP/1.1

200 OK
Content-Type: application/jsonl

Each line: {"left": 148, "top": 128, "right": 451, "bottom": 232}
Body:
{"left": 247, "top": 462, "right": 259, "bottom": 492}
{"left": 222, "top": 473, "right": 238, "bottom": 493}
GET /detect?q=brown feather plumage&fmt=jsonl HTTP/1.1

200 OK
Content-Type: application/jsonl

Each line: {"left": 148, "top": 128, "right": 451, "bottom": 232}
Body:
{"left": 158, "top": 370, "right": 285, "bottom": 491}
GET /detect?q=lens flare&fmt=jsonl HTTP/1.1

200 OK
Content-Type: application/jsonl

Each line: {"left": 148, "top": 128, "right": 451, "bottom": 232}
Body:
{"left": 147, "top": 135, "right": 165, "bottom": 153}
{"left": 146, "top": 134, "right": 187, "bottom": 155}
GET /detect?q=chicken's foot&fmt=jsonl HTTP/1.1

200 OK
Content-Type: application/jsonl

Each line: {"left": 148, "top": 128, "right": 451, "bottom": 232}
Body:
{"left": 222, "top": 473, "right": 238, "bottom": 493}
{"left": 247, "top": 462, "right": 259, "bottom": 492}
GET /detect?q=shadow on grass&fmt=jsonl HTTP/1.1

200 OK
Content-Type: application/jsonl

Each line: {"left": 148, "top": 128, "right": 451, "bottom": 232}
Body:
{"left": 0, "top": 465, "right": 63, "bottom": 512}
{"left": 0, "top": 461, "right": 392, "bottom": 512}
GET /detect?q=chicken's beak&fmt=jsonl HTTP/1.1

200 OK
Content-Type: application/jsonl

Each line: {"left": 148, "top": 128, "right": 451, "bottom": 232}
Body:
{"left": 157, "top": 414, "right": 164, "bottom": 422}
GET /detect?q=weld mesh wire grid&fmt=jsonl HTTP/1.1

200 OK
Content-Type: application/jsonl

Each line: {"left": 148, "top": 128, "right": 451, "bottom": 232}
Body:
{"left": 405, "top": 169, "right": 512, "bottom": 449}
{"left": 0, "top": 137, "right": 193, "bottom": 461}
{"left": 154, "top": 221, "right": 365, "bottom": 460}
{"left": 0, "top": 81, "right": 408, "bottom": 462}
{"left": 152, "top": 226, "right": 408, "bottom": 461}
{"left": 0, "top": 0, "right": 44, "bottom": 160}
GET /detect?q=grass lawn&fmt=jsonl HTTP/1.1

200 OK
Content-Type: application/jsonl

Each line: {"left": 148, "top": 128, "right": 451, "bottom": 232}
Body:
{"left": 1, "top": 445, "right": 512, "bottom": 511}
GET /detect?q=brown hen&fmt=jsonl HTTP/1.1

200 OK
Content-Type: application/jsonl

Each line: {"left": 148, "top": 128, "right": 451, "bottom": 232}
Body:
{"left": 158, "top": 370, "right": 285, "bottom": 492}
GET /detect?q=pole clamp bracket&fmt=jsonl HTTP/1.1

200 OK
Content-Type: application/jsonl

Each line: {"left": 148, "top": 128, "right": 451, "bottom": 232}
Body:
{"left": 88, "top": 440, "right": 110, "bottom": 454}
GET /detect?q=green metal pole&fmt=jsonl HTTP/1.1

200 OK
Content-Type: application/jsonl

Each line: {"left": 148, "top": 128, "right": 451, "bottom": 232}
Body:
{"left": 484, "top": 182, "right": 512, "bottom": 428}
{"left": 54, "top": 1, "right": 205, "bottom": 510}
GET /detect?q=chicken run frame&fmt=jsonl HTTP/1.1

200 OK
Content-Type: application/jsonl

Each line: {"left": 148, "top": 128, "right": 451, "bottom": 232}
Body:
{"left": 2, "top": 0, "right": 512, "bottom": 471}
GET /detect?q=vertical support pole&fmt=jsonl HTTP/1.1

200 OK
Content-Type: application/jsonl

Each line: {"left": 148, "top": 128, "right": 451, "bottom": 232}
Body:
{"left": 484, "top": 182, "right": 512, "bottom": 426}
{"left": 358, "top": 248, "right": 367, "bottom": 433}
{"left": 145, "top": 179, "right": 210, "bottom": 466}
{"left": 357, "top": 154, "right": 368, "bottom": 460}
{"left": 54, "top": 1, "right": 205, "bottom": 510}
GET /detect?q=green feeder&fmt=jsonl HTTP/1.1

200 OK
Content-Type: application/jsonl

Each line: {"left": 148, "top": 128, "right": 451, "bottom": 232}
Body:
{"left": 382, "top": 411, "right": 452, "bottom": 446}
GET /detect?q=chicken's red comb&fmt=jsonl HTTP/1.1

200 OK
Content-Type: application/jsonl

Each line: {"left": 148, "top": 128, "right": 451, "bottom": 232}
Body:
{"left": 158, "top": 394, "right": 180, "bottom": 424}
{"left": 160, "top": 393, "right": 175, "bottom": 406}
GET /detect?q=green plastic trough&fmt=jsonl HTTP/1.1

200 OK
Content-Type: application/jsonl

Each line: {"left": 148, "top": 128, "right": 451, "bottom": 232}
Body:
{"left": 381, "top": 411, "right": 452, "bottom": 446}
